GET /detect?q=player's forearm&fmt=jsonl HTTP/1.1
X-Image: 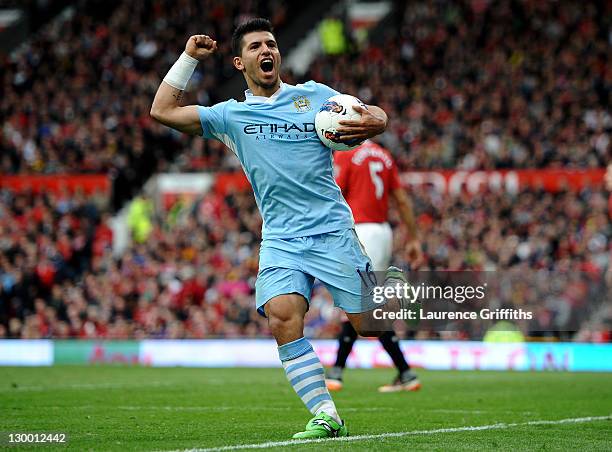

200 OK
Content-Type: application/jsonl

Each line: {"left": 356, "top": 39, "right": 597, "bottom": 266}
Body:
{"left": 151, "top": 81, "right": 185, "bottom": 120}
{"left": 150, "top": 50, "right": 203, "bottom": 135}
{"left": 151, "top": 52, "right": 198, "bottom": 122}
{"left": 151, "top": 50, "right": 199, "bottom": 117}
{"left": 393, "top": 189, "right": 418, "bottom": 240}
{"left": 152, "top": 35, "right": 216, "bottom": 124}
{"left": 151, "top": 82, "right": 201, "bottom": 134}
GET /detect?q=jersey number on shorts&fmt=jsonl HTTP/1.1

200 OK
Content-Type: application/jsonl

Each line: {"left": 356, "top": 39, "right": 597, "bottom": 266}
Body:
{"left": 357, "top": 262, "right": 377, "bottom": 292}
{"left": 369, "top": 161, "right": 384, "bottom": 199}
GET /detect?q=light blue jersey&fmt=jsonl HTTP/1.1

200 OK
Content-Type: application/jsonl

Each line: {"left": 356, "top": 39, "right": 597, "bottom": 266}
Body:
{"left": 198, "top": 81, "right": 354, "bottom": 239}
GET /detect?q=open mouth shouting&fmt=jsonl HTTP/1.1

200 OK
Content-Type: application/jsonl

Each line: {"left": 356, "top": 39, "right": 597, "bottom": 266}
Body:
{"left": 260, "top": 57, "right": 274, "bottom": 75}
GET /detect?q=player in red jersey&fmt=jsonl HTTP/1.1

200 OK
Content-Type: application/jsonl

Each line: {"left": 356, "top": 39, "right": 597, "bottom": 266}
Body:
{"left": 325, "top": 140, "right": 423, "bottom": 392}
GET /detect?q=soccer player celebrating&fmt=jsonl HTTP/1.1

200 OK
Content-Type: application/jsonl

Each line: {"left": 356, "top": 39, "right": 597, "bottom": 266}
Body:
{"left": 151, "top": 19, "right": 394, "bottom": 439}
{"left": 325, "top": 140, "right": 423, "bottom": 392}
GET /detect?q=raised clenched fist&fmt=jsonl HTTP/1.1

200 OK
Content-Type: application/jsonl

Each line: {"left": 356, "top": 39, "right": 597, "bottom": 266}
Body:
{"left": 185, "top": 35, "right": 217, "bottom": 61}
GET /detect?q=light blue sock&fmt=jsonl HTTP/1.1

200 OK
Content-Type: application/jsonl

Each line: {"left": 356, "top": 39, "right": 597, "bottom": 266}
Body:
{"left": 278, "top": 337, "right": 340, "bottom": 423}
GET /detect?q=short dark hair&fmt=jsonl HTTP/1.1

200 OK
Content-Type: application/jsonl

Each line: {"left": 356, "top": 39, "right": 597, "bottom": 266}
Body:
{"left": 231, "top": 18, "right": 275, "bottom": 56}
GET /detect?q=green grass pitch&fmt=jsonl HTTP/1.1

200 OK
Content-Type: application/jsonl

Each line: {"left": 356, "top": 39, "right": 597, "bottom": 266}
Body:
{"left": 0, "top": 366, "right": 611, "bottom": 451}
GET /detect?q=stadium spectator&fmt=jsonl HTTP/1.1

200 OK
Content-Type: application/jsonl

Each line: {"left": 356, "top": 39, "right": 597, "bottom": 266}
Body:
{"left": 0, "top": 0, "right": 291, "bottom": 208}
{"left": 127, "top": 195, "right": 153, "bottom": 243}
{"left": 2, "top": 185, "right": 609, "bottom": 341}
{"left": 319, "top": 14, "right": 349, "bottom": 55}
{"left": 1, "top": 0, "right": 609, "bottom": 183}
{"left": 304, "top": 0, "right": 611, "bottom": 171}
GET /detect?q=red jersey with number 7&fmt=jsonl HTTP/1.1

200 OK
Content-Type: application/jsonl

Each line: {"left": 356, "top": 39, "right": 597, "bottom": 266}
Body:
{"left": 334, "top": 140, "right": 401, "bottom": 224}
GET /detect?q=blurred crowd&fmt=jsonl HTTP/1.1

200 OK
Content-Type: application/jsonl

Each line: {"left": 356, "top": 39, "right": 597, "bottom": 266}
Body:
{"left": 393, "top": 186, "right": 611, "bottom": 341}
{"left": 162, "top": 0, "right": 612, "bottom": 172}
{"left": 0, "top": 0, "right": 290, "bottom": 209}
{"left": 1, "top": 0, "right": 610, "bottom": 186}
{"left": 1, "top": 185, "right": 610, "bottom": 340}
{"left": 305, "top": 0, "right": 611, "bottom": 170}
{"left": 0, "top": 187, "right": 270, "bottom": 339}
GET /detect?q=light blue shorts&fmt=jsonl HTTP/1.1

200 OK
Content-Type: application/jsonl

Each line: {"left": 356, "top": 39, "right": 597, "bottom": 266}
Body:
{"left": 255, "top": 228, "right": 377, "bottom": 317}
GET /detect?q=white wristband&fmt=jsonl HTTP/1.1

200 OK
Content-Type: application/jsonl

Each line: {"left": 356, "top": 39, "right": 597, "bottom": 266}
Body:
{"left": 163, "top": 52, "right": 199, "bottom": 91}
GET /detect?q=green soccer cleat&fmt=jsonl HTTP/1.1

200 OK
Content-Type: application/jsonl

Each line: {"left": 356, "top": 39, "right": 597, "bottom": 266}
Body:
{"left": 292, "top": 412, "right": 348, "bottom": 439}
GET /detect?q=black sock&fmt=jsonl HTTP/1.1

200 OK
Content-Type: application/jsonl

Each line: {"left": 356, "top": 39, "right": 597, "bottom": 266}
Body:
{"left": 334, "top": 321, "right": 358, "bottom": 368}
{"left": 379, "top": 331, "right": 410, "bottom": 373}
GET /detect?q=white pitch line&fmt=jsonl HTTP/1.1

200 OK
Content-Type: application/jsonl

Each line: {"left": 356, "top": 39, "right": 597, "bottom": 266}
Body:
{"left": 430, "top": 409, "right": 536, "bottom": 415}
{"left": 0, "top": 381, "right": 175, "bottom": 392}
{"left": 169, "top": 415, "right": 611, "bottom": 452}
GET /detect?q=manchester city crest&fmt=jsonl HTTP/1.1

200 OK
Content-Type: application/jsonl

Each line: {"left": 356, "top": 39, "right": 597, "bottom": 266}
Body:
{"left": 292, "top": 95, "right": 312, "bottom": 113}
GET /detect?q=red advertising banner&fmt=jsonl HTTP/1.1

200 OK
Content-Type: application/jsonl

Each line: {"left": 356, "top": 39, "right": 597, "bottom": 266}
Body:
{"left": 401, "top": 169, "right": 605, "bottom": 195}
{"left": 214, "top": 169, "right": 606, "bottom": 196}
{"left": 0, "top": 175, "right": 110, "bottom": 194}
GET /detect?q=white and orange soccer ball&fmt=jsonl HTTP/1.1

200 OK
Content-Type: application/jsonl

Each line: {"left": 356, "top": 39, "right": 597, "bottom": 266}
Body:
{"left": 315, "top": 94, "right": 365, "bottom": 151}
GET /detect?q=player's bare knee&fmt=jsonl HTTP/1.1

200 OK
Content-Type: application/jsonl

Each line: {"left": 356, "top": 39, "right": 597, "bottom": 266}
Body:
{"left": 268, "top": 312, "right": 300, "bottom": 335}
{"left": 265, "top": 295, "right": 307, "bottom": 338}
{"left": 266, "top": 301, "right": 301, "bottom": 323}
